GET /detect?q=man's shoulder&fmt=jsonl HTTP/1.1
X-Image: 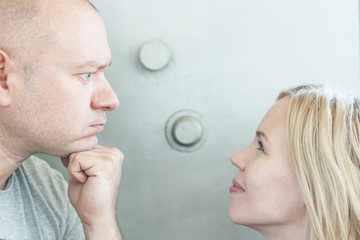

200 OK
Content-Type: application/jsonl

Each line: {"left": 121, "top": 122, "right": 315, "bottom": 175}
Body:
{"left": 23, "top": 155, "right": 65, "bottom": 180}
{"left": 19, "top": 155, "right": 68, "bottom": 199}
{"left": 11, "top": 156, "right": 85, "bottom": 239}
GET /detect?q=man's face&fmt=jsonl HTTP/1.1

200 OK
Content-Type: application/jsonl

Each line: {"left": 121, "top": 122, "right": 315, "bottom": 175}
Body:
{"left": 8, "top": 5, "right": 119, "bottom": 157}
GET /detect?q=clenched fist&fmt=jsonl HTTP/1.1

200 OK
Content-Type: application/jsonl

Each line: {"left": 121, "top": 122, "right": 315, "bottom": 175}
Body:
{"left": 61, "top": 145, "right": 124, "bottom": 240}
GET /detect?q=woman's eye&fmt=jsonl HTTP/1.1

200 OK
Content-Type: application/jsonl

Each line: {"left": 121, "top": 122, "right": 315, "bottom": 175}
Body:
{"left": 80, "top": 73, "right": 92, "bottom": 81}
{"left": 257, "top": 140, "right": 265, "bottom": 153}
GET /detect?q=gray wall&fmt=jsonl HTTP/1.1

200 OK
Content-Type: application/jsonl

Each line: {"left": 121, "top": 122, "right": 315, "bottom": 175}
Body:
{"left": 39, "top": 0, "right": 359, "bottom": 239}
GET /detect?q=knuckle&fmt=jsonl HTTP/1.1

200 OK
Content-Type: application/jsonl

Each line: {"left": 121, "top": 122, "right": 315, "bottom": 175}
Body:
{"left": 108, "top": 147, "right": 124, "bottom": 162}
{"left": 118, "top": 151, "right": 124, "bottom": 162}
{"left": 69, "top": 152, "right": 80, "bottom": 163}
{"left": 101, "top": 148, "right": 124, "bottom": 168}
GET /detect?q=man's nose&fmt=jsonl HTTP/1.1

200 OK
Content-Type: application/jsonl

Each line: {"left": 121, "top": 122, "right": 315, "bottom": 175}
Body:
{"left": 91, "top": 77, "right": 119, "bottom": 111}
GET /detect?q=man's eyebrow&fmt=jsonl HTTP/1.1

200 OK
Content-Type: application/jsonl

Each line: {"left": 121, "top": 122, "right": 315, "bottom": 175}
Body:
{"left": 256, "top": 130, "right": 270, "bottom": 143}
{"left": 77, "top": 60, "right": 112, "bottom": 71}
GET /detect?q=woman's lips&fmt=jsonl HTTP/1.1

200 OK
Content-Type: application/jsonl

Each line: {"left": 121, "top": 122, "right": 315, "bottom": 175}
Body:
{"left": 230, "top": 179, "right": 245, "bottom": 193}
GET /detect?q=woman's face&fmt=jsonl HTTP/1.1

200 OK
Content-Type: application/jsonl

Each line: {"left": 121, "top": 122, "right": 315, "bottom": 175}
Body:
{"left": 229, "top": 98, "right": 306, "bottom": 233}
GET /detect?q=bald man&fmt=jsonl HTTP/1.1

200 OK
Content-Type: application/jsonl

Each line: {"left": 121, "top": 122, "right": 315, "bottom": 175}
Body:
{"left": 0, "top": 0, "right": 123, "bottom": 239}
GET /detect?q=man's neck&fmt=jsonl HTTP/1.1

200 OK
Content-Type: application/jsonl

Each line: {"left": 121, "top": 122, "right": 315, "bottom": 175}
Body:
{"left": 0, "top": 145, "right": 29, "bottom": 190}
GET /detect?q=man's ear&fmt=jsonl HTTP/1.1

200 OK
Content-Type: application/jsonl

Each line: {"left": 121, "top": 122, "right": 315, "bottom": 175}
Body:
{"left": 0, "top": 49, "right": 13, "bottom": 107}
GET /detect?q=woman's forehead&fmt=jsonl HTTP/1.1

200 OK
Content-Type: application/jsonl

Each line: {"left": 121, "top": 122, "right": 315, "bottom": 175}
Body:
{"left": 257, "top": 98, "right": 290, "bottom": 141}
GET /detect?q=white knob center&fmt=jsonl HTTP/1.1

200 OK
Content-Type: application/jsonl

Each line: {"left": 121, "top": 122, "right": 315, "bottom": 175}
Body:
{"left": 172, "top": 117, "right": 203, "bottom": 146}
{"left": 139, "top": 40, "right": 171, "bottom": 71}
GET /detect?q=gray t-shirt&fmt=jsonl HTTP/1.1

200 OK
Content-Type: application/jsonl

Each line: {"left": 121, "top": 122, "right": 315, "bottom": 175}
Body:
{"left": 0, "top": 156, "right": 85, "bottom": 240}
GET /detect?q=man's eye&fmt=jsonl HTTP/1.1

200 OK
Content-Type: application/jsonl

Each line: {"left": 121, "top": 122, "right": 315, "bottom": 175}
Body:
{"left": 80, "top": 73, "right": 92, "bottom": 81}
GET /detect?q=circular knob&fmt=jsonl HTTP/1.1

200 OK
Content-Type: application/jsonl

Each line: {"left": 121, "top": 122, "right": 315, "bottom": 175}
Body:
{"left": 139, "top": 40, "right": 171, "bottom": 71}
{"left": 172, "top": 116, "right": 203, "bottom": 146}
{"left": 165, "top": 110, "right": 208, "bottom": 152}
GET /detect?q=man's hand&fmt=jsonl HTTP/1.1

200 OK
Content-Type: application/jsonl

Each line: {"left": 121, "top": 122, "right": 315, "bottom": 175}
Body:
{"left": 61, "top": 145, "right": 124, "bottom": 240}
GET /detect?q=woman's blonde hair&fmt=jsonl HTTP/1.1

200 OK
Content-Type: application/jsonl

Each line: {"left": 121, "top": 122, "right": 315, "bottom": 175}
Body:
{"left": 278, "top": 85, "right": 360, "bottom": 240}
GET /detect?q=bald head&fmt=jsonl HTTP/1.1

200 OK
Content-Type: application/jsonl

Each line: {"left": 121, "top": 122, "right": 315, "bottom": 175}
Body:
{"left": 0, "top": 0, "right": 97, "bottom": 72}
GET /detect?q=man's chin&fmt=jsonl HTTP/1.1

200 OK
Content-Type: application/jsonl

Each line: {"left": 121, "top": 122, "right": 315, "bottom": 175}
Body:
{"left": 69, "top": 139, "right": 98, "bottom": 155}
{"left": 55, "top": 137, "right": 99, "bottom": 157}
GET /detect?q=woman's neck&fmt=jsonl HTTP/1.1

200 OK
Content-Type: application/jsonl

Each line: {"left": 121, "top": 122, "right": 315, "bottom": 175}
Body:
{"left": 255, "top": 218, "right": 307, "bottom": 240}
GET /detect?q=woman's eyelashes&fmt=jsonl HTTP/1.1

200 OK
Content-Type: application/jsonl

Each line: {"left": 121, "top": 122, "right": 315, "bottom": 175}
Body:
{"left": 257, "top": 139, "right": 265, "bottom": 153}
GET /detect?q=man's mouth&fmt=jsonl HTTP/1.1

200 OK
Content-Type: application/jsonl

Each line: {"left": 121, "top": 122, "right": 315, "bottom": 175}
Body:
{"left": 91, "top": 124, "right": 104, "bottom": 130}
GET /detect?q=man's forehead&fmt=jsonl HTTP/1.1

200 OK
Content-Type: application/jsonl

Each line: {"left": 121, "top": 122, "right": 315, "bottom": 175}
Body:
{"left": 40, "top": 3, "right": 111, "bottom": 70}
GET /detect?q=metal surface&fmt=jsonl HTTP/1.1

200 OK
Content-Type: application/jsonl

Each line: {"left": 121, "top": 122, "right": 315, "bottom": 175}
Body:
{"left": 40, "top": 0, "right": 360, "bottom": 239}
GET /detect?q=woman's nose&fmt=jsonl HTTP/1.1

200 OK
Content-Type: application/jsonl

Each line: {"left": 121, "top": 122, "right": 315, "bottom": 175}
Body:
{"left": 230, "top": 148, "right": 249, "bottom": 172}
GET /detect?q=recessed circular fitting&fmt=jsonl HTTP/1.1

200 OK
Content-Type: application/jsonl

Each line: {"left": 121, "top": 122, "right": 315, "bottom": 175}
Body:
{"left": 139, "top": 40, "right": 171, "bottom": 71}
{"left": 172, "top": 116, "right": 202, "bottom": 146}
{"left": 165, "top": 110, "right": 208, "bottom": 152}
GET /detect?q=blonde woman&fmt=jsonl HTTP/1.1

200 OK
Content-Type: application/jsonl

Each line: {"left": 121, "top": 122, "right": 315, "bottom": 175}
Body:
{"left": 229, "top": 85, "right": 360, "bottom": 240}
